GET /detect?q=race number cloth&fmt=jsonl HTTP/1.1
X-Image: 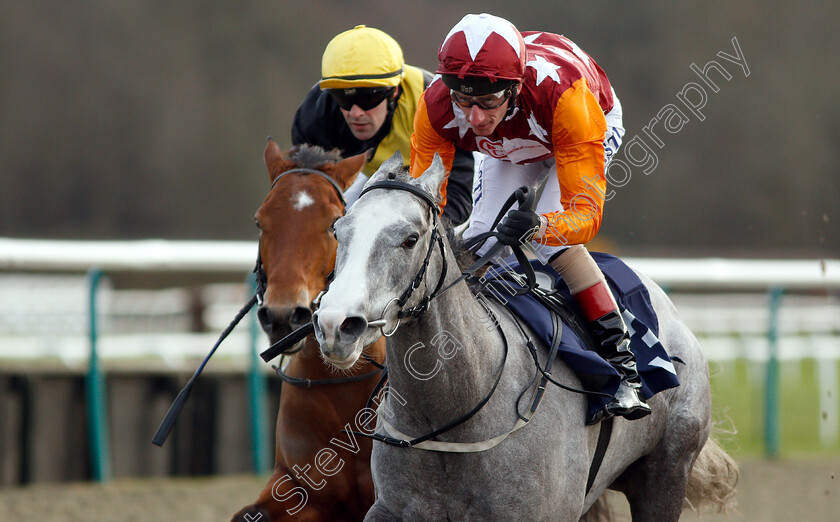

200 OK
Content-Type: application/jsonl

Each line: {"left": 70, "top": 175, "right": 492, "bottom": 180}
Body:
{"left": 483, "top": 252, "right": 680, "bottom": 418}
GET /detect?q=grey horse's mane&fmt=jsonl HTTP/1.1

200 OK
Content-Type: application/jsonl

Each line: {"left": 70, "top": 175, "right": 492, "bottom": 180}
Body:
{"left": 288, "top": 143, "right": 344, "bottom": 168}
{"left": 447, "top": 233, "right": 477, "bottom": 272}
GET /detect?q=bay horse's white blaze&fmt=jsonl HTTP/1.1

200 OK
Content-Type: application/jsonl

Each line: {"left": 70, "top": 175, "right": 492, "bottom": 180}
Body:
{"left": 292, "top": 189, "right": 315, "bottom": 210}
{"left": 315, "top": 151, "right": 737, "bottom": 521}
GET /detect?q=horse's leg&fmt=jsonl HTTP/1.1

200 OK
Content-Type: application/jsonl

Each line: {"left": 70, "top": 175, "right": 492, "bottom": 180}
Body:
{"left": 613, "top": 419, "right": 707, "bottom": 521}
{"left": 230, "top": 466, "right": 332, "bottom": 522}
{"left": 364, "top": 501, "right": 398, "bottom": 522}
{"left": 231, "top": 499, "right": 334, "bottom": 522}
{"left": 616, "top": 453, "right": 693, "bottom": 521}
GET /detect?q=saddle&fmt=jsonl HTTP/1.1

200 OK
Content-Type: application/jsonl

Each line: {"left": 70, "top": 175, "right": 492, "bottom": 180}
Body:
{"left": 476, "top": 253, "right": 681, "bottom": 420}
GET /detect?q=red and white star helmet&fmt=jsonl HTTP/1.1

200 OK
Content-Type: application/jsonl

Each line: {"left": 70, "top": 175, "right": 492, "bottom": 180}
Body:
{"left": 437, "top": 13, "right": 526, "bottom": 95}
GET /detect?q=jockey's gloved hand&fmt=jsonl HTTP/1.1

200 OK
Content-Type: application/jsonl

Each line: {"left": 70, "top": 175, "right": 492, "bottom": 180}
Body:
{"left": 496, "top": 208, "right": 542, "bottom": 246}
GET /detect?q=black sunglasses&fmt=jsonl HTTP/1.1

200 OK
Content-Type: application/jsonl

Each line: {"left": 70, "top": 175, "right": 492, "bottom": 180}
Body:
{"left": 328, "top": 87, "right": 395, "bottom": 111}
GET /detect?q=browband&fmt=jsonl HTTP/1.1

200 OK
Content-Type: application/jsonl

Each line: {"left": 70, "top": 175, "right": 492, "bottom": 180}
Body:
{"left": 271, "top": 168, "right": 347, "bottom": 206}
{"left": 359, "top": 179, "right": 438, "bottom": 210}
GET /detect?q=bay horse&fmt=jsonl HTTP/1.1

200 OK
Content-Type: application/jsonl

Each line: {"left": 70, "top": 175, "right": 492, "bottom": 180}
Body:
{"left": 231, "top": 140, "right": 386, "bottom": 521}
{"left": 314, "top": 153, "right": 738, "bottom": 521}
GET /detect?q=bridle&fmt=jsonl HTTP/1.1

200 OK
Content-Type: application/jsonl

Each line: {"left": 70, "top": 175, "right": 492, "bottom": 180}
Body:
{"left": 254, "top": 167, "right": 346, "bottom": 307}
{"left": 255, "top": 177, "right": 612, "bottom": 483}
{"left": 254, "top": 166, "right": 383, "bottom": 386}
{"left": 153, "top": 165, "right": 372, "bottom": 446}
{"left": 341, "top": 176, "right": 558, "bottom": 451}
{"left": 354, "top": 176, "right": 449, "bottom": 336}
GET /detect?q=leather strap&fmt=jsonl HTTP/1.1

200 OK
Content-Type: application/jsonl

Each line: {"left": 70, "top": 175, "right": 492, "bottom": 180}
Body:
{"left": 359, "top": 179, "right": 437, "bottom": 209}
{"left": 271, "top": 167, "right": 346, "bottom": 205}
{"left": 273, "top": 362, "right": 381, "bottom": 388}
{"left": 586, "top": 416, "right": 614, "bottom": 494}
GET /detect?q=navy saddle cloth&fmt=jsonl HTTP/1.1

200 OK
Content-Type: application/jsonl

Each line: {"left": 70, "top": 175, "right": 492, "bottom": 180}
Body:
{"left": 481, "top": 252, "right": 680, "bottom": 418}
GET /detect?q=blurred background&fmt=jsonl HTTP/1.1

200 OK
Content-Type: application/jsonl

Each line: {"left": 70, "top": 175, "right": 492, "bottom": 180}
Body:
{"left": 1, "top": 1, "right": 838, "bottom": 520}
{"left": 1, "top": 0, "right": 837, "bottom": 257}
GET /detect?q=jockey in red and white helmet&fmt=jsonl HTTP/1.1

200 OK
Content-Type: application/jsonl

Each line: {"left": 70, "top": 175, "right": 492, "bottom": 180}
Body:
{"left": 410, "top": 13, "right": 649, "bottom": 424}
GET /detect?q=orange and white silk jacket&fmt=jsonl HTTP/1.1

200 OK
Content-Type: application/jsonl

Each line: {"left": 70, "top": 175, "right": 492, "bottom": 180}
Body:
{"left": 411, "top": 32, "right": 614, "bottom": 246}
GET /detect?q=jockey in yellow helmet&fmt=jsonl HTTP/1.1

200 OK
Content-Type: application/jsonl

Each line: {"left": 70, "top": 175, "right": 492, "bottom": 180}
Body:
{"left": 292, "top": 25, "right": 475, "bottom": 225}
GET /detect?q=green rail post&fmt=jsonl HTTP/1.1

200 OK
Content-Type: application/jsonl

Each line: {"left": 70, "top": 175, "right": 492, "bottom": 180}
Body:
{"left": 764, "top": 286, "right": 784, "bottom": 459}
{"left": 86, "top": 268, "right": 112, "bottom": 481}
{"left": 247, "top": 274, "right": 270, "bottom": 474}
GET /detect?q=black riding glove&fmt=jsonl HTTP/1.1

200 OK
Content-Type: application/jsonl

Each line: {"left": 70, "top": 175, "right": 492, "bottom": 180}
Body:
{"left": 496, "top": 208, "right": 542, "bottom": 246}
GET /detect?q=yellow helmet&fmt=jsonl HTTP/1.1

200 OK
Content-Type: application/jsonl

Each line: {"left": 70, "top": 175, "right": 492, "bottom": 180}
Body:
{"left": 319, "top": 25, "right": 405, "bottom": 90}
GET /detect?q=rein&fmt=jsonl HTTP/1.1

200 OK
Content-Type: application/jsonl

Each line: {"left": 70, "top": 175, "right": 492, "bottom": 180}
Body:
{"left": 152, "top": 295, "right": 258, "bottom": 446}
{"left": 273, "top": 354, "right": 383, "bottom": 388}
{"left": 358, "top": 299, "right": 565, "bottom": 452}
{"left": 353, "top": 299, "right": 511, "bottom": 449}
{"left": 437, "top": 185, "right": 539, "bottom": 299}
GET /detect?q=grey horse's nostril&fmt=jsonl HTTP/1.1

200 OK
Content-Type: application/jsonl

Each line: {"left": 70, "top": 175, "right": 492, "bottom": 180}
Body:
{"left": 290, "top": 306, "right": 313, "bottom": 328}
{"left": 339, "top": 316, "right": 368, "bottom": 342}
{"left": 312, "top": 313, "right": 325, "bottom": 342}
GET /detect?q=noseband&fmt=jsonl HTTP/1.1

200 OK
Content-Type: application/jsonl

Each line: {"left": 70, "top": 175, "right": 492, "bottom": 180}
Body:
{"left": 356, "top": 178, "right": 449, "bottom": 335}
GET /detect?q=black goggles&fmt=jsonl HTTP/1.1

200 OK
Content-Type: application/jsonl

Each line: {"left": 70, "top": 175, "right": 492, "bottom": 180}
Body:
{"left": 450, "top": 88, "right": 511, "bottom": 110}
{"left": 328, "top": 87, "right": 395, "bottom": 111}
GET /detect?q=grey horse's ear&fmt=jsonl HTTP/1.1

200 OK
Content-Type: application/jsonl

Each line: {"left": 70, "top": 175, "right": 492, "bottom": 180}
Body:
{"left": 368, "top": 150, "right": 404, "bottom": 183}
{"left": 415, "top": 153, "right": 446, "bottom": 203}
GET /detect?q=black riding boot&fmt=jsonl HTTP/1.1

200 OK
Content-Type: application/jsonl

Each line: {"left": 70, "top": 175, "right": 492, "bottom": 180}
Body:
{"left": 585, "top": 310, "right": 652, "bottom": 425}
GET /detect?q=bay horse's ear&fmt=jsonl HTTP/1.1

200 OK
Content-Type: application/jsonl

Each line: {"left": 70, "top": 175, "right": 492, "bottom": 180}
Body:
{"left": 324, "top": 152, "right": 367, "bottom": 191}
{"left": 264, "top": 138, "right": 295, "bottom": 183}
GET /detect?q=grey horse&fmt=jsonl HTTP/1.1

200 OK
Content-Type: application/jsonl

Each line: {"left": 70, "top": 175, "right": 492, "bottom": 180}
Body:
{"left": 314, "top": 153, "right": 737, "bottom": 521}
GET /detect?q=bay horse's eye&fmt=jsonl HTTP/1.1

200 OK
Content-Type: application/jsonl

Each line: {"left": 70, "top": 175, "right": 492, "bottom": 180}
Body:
{"left": 402, "top": 233, "right": 419, "bottom": 249}
{"left": 329, "top": 218, "right": 339, "bottom": 239}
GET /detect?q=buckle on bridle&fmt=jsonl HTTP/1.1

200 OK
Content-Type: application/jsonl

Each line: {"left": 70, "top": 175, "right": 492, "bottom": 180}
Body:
{"left": 367, "top": 297, "right": 402, "bottom": 337}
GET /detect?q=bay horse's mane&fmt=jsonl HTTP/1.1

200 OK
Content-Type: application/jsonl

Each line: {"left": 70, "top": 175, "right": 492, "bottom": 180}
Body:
{"left": 288, "top": 143, "right": 345, "bottom": 169}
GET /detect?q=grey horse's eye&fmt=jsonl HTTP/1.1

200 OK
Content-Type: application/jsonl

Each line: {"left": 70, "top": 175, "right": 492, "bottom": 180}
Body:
{"left": 402, "top": 233, "right": 419, "bottom": 249}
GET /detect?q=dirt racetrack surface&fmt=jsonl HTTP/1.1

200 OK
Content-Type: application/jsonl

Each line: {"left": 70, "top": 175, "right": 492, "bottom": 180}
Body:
{"left": 1, "top": 456, "right": 837, "bottom": 521}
